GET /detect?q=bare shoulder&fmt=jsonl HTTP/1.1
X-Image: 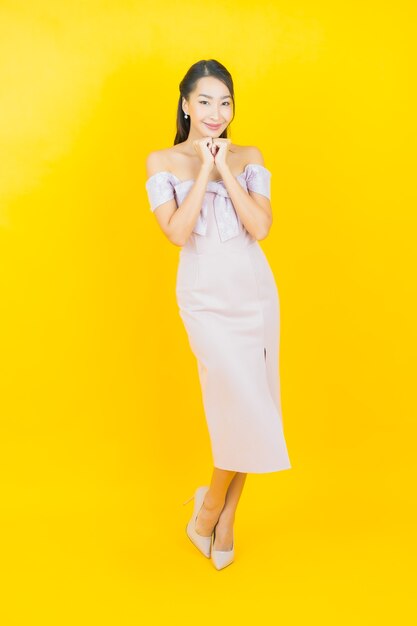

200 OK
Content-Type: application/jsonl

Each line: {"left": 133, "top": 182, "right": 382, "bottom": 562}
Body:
{"left": 145, "top": 147, "right": 174, "bottom": 178}
{"left": 221, "top": 142, "right": 261, "bottom": 169}
{"left": 145, "top": 150, "right": 164, "bottom": 178}
{"left": 229, "top": 143, "right": 266, "bottom": 167}
{"left": 146, "top": 145, "right": 188, "bottom": 178}
{"left": 243, "top": 145, "right": 266, "bottom": 166}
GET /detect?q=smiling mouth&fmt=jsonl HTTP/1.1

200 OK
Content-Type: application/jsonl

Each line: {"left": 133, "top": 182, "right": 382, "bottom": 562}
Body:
{"left": 205, "top": 122, "right": 222, "bottom": 128}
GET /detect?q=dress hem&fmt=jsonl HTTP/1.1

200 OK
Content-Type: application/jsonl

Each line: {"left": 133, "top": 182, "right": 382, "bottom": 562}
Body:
{"left": 212, "top": 462, "right": 292, "bottom": 474}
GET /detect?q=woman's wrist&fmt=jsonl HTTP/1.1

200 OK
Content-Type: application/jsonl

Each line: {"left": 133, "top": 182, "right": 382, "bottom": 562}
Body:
{"left": 215, "top": 163, "right": 230, "bottom": 177}
{"left": 199, "top": 163, "right": 213, "bottom": 179}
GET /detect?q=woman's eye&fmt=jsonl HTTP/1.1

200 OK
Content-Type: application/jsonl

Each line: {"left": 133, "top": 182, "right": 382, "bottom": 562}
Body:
{"left": 198, "top": 101, "right": 231, "bottom": 105}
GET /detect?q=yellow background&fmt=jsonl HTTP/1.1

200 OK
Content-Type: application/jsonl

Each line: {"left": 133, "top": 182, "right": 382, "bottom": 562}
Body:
{"left": 1, "top": 1, "right": 416, "bottom": 623}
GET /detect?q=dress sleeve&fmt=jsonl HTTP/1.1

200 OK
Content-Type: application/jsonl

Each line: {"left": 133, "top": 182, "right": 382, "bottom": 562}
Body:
{"left": 145, "top": 171, "right": 176, "bottom": 211}
{"left": 245, "top": 164, "right": 272, "bottom": 199}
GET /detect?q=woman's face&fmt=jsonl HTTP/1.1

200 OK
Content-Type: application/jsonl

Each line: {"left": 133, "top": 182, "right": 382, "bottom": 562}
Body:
{"left": 183, "top": 76, "right": 233, "bottom": 137}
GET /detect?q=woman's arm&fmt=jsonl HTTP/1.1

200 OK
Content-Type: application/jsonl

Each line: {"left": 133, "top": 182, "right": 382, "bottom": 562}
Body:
{"left": 146, "top": 151, "right": 212, "bottom": 247}
{"left": 219, "top": 146, "right": 273, "bottom": 241}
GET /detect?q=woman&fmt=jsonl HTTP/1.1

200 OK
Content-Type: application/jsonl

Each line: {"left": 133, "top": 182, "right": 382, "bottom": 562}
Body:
{"left": 145, "top": 59, "right": 291, "bottom": 570}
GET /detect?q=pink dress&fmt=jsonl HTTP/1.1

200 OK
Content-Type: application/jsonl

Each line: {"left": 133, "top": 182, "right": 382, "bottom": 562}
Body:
{"left": 145, "top": 163, "right": 291, "bottom": 473}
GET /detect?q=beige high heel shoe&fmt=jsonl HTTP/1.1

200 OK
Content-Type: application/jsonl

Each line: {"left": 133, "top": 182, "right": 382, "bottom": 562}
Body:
{"left": 183, "top": 485, "right": 212, "bottom": 558}
{"left": 211, "top": 523, "right": 234, "bottom": 570}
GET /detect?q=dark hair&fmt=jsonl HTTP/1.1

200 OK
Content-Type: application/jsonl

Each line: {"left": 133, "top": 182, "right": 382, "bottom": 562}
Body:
{"left": 174, "top": 59, "right": 235, "bottom": 145}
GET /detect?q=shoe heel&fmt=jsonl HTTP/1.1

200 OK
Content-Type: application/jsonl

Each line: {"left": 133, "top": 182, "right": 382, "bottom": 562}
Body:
{"left": 185, "top": 485, "right": 212, "bottom": 558}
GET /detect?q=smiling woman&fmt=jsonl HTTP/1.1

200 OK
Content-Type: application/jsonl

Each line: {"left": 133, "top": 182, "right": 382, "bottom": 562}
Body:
{"left": 145, "top": 58, "right": 291, "bottom": 571}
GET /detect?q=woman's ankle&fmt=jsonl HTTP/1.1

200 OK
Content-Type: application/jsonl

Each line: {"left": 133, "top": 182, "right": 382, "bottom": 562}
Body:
{"left": 203, "top": 491, "right": 226, "bottom": 513}
{"left": 216, "top": 510, "right": 235, "bottom": 527}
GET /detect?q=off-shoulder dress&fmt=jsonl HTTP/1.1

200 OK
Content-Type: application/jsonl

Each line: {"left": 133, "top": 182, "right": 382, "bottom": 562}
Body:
{"left": 145, "top": 163, "right": 291, "bottom": 473}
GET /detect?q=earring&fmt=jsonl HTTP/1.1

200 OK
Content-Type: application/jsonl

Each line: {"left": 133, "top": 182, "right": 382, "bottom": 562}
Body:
{"left": 184, "top": 113, "right": 188, "bottom": 119}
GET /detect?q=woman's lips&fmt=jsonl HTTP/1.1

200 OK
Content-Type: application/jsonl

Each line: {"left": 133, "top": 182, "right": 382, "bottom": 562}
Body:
{"left": 205, "top": 123, "right": 222, "bottom": 130}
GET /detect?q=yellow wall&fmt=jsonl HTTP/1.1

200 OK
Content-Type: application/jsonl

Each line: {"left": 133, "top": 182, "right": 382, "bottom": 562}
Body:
{"left": 1, "top": 1, "right": 415, "bottom": 623}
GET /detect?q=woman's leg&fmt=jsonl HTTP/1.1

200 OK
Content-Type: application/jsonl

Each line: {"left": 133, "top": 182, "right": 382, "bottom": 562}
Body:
{"left": 213, "top": 472, "right": 247, "bottom": 551}
{"left": 195, "top": 467, "right": 236, "bottom": 537}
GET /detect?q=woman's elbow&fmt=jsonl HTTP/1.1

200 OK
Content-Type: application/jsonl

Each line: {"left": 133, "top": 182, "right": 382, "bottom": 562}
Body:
{"left": 170, "top": 237, "right": 185, "bottom": 247}
{"left": 167, "top": 229, "right": 186, "bottom": 247}
{"left": 255, "top": 216, "right": 273, "bottom": 241}
{"left": 255, "top": 225, "right": 272, "bottom": 241}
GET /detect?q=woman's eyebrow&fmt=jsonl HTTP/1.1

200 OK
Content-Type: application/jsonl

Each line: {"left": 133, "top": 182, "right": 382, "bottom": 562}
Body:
{"left": 197, "top": 94, "right": 231, "bottom": 99}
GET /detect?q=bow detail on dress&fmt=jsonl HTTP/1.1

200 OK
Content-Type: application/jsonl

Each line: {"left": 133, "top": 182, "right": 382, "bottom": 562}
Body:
{"left": 193, "top": 181, "right": 239, "bottom": 241}
{"left": 146, "top": 165, "right": 272, "bottom": 242}
{"left": 190, "top": 181, "right": 240, "bottom": 242}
